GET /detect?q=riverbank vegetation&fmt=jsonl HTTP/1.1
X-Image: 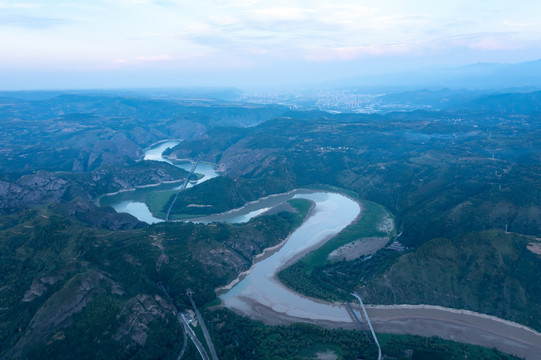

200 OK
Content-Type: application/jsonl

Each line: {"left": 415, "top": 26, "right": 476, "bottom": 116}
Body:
{"left": 362, "top": 230, "right": 541, "bottom": 331}
{"left": 378, "top": 333, "right": 519, "bottom": 360}
{"left": 287, "top": 198, "right": 314, "bottom": 228}
{"left": 145, "top": 188, "right": 177, "bottom": 219}
{"left": 278, "top": 200, "right": 397, "bottom": 302}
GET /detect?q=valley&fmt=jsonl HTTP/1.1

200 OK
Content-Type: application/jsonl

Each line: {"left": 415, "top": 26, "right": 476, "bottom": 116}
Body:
{"left": 1, "top": 90, "right": 541, "bottom": 359}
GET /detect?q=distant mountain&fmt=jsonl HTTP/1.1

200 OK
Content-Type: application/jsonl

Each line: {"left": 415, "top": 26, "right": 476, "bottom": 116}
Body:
{"left": 0, "top": 87, "right": 243, "bottom": 102}
{"left": 377, "top": 88, "right": 541, "bottom": 113}
{"left": 456, "top": 90, "right": 541, "bottom": 113}
{"left": 331, "top": 59, "right": 541, "bottom": 91}
{"left": 378, "top": 88, "right": 488, "bottom": 109}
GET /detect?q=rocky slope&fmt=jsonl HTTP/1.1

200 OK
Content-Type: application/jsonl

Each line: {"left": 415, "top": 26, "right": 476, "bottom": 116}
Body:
{"left": 0, "top": 203, "right": 304, "bottom": 359}
{"left": 0, "top": 162, "right": 187, "bottom": 216}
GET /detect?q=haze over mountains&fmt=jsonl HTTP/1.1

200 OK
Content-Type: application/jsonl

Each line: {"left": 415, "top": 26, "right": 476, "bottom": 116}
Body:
{"left": 3, "top": 58, "right": 541, "bottom": 92}
{"left": 3, "top": 59, "right": 541, "bottom": 116}
{"left": 2, "top": 56, "right": 541, "bottom": 359}
{"left": 328, "top": 59, "right": 541, "bottom": 91}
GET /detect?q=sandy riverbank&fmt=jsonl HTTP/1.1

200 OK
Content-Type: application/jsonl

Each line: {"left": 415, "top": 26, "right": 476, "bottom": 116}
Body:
{"left": 327, "top": 236, "right": 389, "bottom": 261}
{"left": 277, "top": 197, "right": 364, "bottom": 272}
{"left": 226, "top": 294, "right": 541, "bottom": 359}
{"left": 366, "top": 305, "right": 541, "bottom": 360}
{"left": 216, "top": 198, "right": 317, "bottom": 293}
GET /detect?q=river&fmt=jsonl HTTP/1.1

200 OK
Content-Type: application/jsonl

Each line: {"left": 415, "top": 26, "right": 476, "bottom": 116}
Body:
{"left": 217, "top": 191, "right": 541, "bottom": 359}
{"left": 220, "top": 192, "right": 360, "bottom": 322}
{"left": 114, "top": 141, "right": 363, "bottom": 321}
{"left": 144, "top": 140, "right": 219, "bottom": 187}
{"left": 112, "top": 140, "right": 541, "bottom": 359}
{"left": 106, "top": 140, "right": 220, "bottom": 223}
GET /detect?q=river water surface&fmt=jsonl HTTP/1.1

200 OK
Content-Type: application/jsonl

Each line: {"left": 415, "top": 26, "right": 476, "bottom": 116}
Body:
{"left": 107, "top": 140, "right": 219, "bottom": 223}
{"left": 220, "top": 192, "right": 360, "bottom": 322}
{"left": 108, "top": 140, "right": 541, "bottom": 359}
{"left": 116, "top": 142, "right": 363, "bottom": 319}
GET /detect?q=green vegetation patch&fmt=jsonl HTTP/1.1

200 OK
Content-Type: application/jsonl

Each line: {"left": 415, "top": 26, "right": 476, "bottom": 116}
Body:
{"left": 278, "top": 200, "right": 396, "bottom": 301}
{"left": 379, "top": 333, "right": 520, "bottom": 360}
{"left": 364, "top": 230, "right": 541, "bottom": 331}
{"left": 209, "top": 309, "right": 518, "bottom": 360}
{"left": 145, "top": 189, "right": 177, "bottom": 218}
{"left": 302, "top": 200, "right": 393, "bottom": 271}
{"left": 26, "top": 294, "right": 126, "bottom": 360}
{"left": 287, "top": 198, "right": 314, "bottom": 228}
{"left": 0, "top": 203, "right": 303, "bottom": 359}
{"left": 210, "top": 308, "right": 376, "bottom": 360}
{"left": 168, "top": 172, "right": 296, "bottom": 218}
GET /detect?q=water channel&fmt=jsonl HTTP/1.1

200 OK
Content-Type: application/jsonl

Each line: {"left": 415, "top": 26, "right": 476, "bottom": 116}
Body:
{"left": 109, "top": 141, "right": 362, "bottom": 319}
{"left": 106, "top": 140, "right": 541, "bottom": 359}
{"left": 220, "top": 191, "right": 360, "bottom": 322}
{"left": 104, "top": 140, "right": 219, "bottom": 223}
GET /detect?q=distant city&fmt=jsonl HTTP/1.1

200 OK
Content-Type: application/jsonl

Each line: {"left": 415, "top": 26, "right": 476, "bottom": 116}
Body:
{"left": 238, "top": 89, "right": 431, "bottom": 113}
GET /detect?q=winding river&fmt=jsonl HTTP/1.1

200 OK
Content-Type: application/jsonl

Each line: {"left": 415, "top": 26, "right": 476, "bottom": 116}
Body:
{"left": 106, "top": 141, "right": 219, "bottom": 224}
{"left": 110, "top": 140, "right": 541, "bottom": 359}
{"left": 143, "top": 140, "right": 219, "bottom": 185}
{"left": 221, "top": 192, "right": 360, "bottom": 322}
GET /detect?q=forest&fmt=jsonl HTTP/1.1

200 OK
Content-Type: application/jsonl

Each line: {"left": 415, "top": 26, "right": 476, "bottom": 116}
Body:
{"left": 1, "top": 90, "right": 540, "bottom": 359}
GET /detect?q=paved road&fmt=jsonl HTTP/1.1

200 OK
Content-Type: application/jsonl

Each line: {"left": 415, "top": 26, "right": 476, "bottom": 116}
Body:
{"left": 352, "top": 294, "right": 381, "bottom": 360}
{"left": 187, "top": 290, "right": 219, "bottom": 360}
{"left": 158, "top": 283, "right": 209, "bottom": 360}
{"left": 345, "top": 302, "right": 369, "bottom": 340}
{"left": 178, "top": 313, "right": 210, "bottom": 360}
{"left": 165, "top": 161, "right": 199, "bottom": 221}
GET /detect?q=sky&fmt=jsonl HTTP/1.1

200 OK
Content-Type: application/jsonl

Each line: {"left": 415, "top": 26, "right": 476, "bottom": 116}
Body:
{"left": 1, "top": 0, "right": 541, "bottom": 89}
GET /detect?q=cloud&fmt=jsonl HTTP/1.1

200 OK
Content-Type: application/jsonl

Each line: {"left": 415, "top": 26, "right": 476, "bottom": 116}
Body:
{"left": 438, "top": 32, "right": 524, "bottom": 51}
{"left": 304, "top": 44, "right": 417, "bottom": 62}
{"left": 300, "top": 30, "right": 531, "bottom": 63}
{"left": 207, "top": 14, "right": 242, "bottom": 27}
{"left": 248, "top": 7, "right": 314, "bottom": 22}
{"left": 116, "top": 0, "right": 176, "bottom": 7}
{"left": 467, "top": 36, "right": 521, "bottom": 51}
{"left": 503, "top": 20, "right": 538, "bottom": 29}
{"left": 57, "top": 2, "right": 107, "bottom": 12}
{"left": 3, "top": 0, "right": 541, "bottom": 83}
{"left": 120, "top": 0, "right": 155, "bottom": 4}
{"left": 0, "top": 14, "right": 71, "bottom": 29}
{"left": 0, "top": 2, "right": 37, "bottom": 9}
{"left": 135, "top": 54, "right": 174, "bottom": 62}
